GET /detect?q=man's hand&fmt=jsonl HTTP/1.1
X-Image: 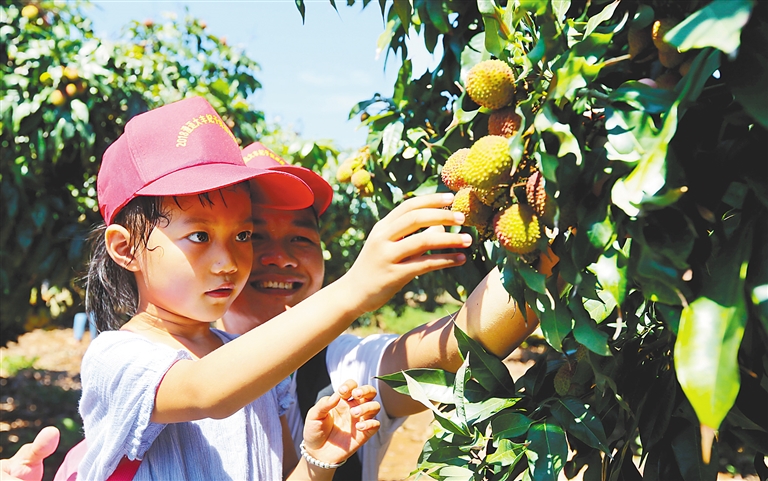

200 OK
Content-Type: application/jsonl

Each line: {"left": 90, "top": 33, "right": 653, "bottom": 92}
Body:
{"left": 0, "top": 426, "right": 60, "bottom": 481}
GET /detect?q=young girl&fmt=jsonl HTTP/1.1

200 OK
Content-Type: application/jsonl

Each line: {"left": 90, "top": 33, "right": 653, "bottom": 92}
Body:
{"left": 78, "top": 97, "right": 471, "bottom": 480}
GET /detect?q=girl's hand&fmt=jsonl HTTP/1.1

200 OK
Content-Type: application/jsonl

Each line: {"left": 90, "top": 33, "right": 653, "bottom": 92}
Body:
{"left": 301, "top": 380, "right": 381, "bottom": 466}
{"left": 344, "top": 193, "right": 472, "bottom": 315}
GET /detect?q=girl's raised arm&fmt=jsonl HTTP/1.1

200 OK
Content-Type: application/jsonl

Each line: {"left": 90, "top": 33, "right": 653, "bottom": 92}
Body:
{"left": 152, "top": 193, "right": 471, "bottom": 423}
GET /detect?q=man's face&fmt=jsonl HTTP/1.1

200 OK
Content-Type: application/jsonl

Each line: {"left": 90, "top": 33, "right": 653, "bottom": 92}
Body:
{"left": 223, "top": 206, "right": 325, "bottom": 334}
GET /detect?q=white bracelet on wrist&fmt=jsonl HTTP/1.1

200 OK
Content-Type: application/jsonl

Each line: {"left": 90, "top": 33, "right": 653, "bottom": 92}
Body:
{"left": 299, "top": 441, "right": 346, "bottom": 470}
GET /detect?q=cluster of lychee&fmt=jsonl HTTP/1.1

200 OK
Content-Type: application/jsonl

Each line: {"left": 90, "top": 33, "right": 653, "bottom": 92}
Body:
{"left": 628, "top": 16, "right": 698, "bottom": 90}
{"left": 336, "top": 146, "right": 374, "bottom": 197}
{"left": 442, "top": 59, "right": 553, "bottom": 257}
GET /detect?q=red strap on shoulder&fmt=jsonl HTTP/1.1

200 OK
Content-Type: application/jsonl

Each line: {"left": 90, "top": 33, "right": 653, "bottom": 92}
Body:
{"left": 106, "top": 456, "right": 142, "bottom": 481}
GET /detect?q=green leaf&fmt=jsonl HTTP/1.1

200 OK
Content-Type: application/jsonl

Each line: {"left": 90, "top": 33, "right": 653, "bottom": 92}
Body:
{"left": 583, "top": 207, "right": 614, "bottom": 252}
{"left": 460, "top": 33, "right": 491, "bottom": 83}
{"left": 294, "top": 0, "right": 306, "bottom": 23}
{"left": 604, "top": 108, "right": 645, "bottom": 162}
{"left": 609, "top": 82, "right": 677, "bottom": 115}
{"left": 665, "top": 47, "right": 721, "bottom": 117}
{"left": 515, "top": 257, "right": 547, "bottom": 294}
{"left": 381, "top": 120, "right": 404, "bottom": 168}
{"left": 393, "top": 0, "right": 412, "bottom": 32}
{"left": 534, "top": 105, "right": 583, "bottom": 165}
{"left": 454, "top": 353, "right": 470, "bottom": 426}
{"left": 526, "top": 420, "right": 568, "bottom": 481}
{"left": 425, "top": 0, "right": 450, "bottom": 34}
{"left": 402, "top": 371, "right": 472, "bottom": 436}
{"left": 550, "top": 397, "right": 610, "bottom": 453}
{"left": 465, "top": 396, "right": 520, "bottom": 425}
{"left": 70, "top": 99, "right": 89, "bottom": 123}
{"left": 478, "top": 0, "right": 506, "bottom": 56}
{"left": 588, "top": 246, "right": 627, "bottom": 307}
{"left": 492, "top": 412, "right": 534, "bottom": 440}
{"left": 570, "top": 300, "right": 611, "bottom": 356}
{"left": 670, "top": 421, "right": 720, "bottom": 481}
{"left": 486, "top": 438, "right": 526, "bottom": 468}
{"left": 611, "top": 103, "right": 678, "bottom": 217}
{"left": 584, "top": 0, "right": 619, "bottom": 38}
{"left": 378, "top": 368, "right": 456, "bottom": 404}
{"left": 436, "top": 465, "right": 474, "bottom": 481}
{"left": 454, "top": 325, "right": 517, "bottom": 395}
{"left": 536, "top": 289, "right": 574, "bottom": 352}
{"left": 376, "top": 19, "right": 399, "bottom": 60}
{"left": 674, "top": 297, "right": 746, "bottom": 429}
{"left": 665, "top": 0, "right": 752, "bottom": 55}
{"left": 721, "top": 4, "right": 768, "bottom": 129}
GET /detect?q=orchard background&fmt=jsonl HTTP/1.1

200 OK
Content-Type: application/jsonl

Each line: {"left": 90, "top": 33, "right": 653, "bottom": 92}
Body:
{"left": 2, "top": 0, "right": 767, "bottom": 480}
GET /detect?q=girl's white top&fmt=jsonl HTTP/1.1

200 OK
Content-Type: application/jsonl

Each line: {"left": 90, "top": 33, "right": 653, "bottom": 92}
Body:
{"left": 77, "top": 329, "right": 293, "bottom": 481}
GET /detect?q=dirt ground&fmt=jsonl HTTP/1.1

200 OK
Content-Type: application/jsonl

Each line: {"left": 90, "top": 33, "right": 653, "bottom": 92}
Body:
{"left": 0, "top": 328, "right": 760, "bottom": 481}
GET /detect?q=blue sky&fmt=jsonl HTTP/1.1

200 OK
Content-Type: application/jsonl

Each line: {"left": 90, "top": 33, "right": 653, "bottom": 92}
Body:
{"left": 87, "top": 1, "right": 439, "bottom": 149}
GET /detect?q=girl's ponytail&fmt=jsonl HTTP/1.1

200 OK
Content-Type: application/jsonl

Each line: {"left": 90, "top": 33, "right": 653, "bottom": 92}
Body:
{"left": 84, "top": 224, "right": 138, "bottom": 332}
{"left": 85, "top": 196, "right": 167, "bottom": 332}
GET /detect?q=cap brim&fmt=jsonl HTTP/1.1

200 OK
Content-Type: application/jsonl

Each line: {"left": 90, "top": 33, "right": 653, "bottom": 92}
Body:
{"left": 270, "top": 165, "right": 333, "bottom": 215}
{"left": 137, "top": 163, "right": 314, "bottom": 210}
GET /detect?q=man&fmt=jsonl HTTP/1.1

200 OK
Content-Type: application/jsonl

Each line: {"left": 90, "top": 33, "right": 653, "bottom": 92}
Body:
{"left": 224, "top": 143, "right": 554, "bottom": 480}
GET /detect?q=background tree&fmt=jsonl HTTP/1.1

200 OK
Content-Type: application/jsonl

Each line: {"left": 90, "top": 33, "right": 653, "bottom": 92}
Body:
{"left": 320, "top": 0, "right": 768, "bottom": 479}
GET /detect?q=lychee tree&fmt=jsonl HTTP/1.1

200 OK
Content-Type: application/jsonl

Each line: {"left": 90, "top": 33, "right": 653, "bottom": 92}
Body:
{"left": 324, "top": 0, "right": 768, "bottom": 479}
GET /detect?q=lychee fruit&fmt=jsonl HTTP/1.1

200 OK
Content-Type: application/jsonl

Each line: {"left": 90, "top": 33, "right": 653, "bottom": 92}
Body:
{"left": 451, "top": 187, "right": 494, "bottom": 234}
{"left": 466, "top": 59, "right": 515, "bottom": 110}
{"left": 526, "top": 171, "right": 549, "bottom": 218}
{"left": 494, "top": 204, "right": 541, "bottom": 255}
{"left": 652, "top": 19, "right": 685, "bottom": 68}
{"left": 628, "top": 27, "right": 652, "bottom": 60}
{"left": 487, "top": 107, "right": 522, "bottom": 138}
{"left": 351, "top": 169, "right": 372, "bottom": 189}
{"left": 554, "top": 362, "right": 574, "bottom": 397}
{"left": 441, "top": 148, "right": 469, "bottom": 192}
{"left": 50, "top": 89, "right": 65, "bottom": 106}
{"left": 461, "top": 135, "right": 513, "bottom": 191}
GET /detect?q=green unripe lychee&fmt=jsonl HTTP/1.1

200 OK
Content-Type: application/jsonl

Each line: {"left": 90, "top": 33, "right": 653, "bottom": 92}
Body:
{"left": 628, "top": 27, "right": 652, "bottom": 59}
{"left": 488, "top": 107, "right": 522, "bottom": 138}
{"left": 494, "top": 204, "right": 541, "bottom": 255}
{"left": 21, "top": 4, "right": 39, "bottom": 19}
{"left": 461, "top": 135, "right": 513, "bottom": 191}
{"left": 554, "top": 362, "right": 574, "bottom": 397}
{"left": 336, "top": 163, "right": 354, "bottom": 183}
{"left": 356, "top": 180, "right": 374, "bottom": 197}
{"left": 466, "top": 59, "right": 515, "bottom": 110}
{"left": 652, "top": 19, "right": 685, "bottom": 68}
{"left": 351, "top": 169, "right": 372, "bottom": 189}
{"left": 441, "top": 148, "right": 470, "bottom": 192}
{"left": 575, "top": 344, "right": 588, "bottom": 363}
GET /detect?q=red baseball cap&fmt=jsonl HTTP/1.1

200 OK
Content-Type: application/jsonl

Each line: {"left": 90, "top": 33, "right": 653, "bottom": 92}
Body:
{"left": 241, "top": 142, "right": 333, "bottom": 215}
{"left": 97, "top": 97, "right": 314, "bottom": 224}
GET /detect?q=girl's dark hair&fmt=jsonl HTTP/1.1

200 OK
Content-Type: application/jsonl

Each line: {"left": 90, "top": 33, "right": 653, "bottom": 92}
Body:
{"left": 85, "top": 196, "right": 168, "bottom": 332}
{"left": 85, "top": 184, "right": 247, "bottom": 332}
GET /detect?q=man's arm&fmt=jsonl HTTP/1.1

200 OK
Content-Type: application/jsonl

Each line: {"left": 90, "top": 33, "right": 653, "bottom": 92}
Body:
{"left": 378, "top": 250, "right": 558, "bottom": 418}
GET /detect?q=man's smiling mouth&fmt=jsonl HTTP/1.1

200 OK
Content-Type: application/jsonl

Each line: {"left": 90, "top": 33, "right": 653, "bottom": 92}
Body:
{"left": 252, "top": 280, "right": 300, "bottom": 290}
